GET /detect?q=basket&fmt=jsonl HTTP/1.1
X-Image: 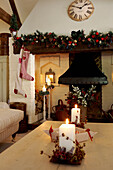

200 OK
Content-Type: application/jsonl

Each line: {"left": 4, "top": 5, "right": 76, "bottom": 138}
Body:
{"left": 52, "top": 99, "right": 70, "bottom": 121}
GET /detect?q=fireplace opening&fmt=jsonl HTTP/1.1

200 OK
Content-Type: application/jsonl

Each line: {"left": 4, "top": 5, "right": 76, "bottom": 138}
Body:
{"left": 64, "top": 52, "right": 107, "bottom": 122}
{"left": 34, "top": 52, "right": 108, "bottom": 122}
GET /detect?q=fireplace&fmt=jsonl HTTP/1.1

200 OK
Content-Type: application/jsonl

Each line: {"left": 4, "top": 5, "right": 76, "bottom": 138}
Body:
{"left": 9, "top": 38, "right": 113, "bottom": 124}
{"left": 58, "top": 52, "right": 108, "bottom": 121}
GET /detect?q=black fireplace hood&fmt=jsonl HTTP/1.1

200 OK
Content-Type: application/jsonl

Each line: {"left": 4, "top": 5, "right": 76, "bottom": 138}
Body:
{"left": 58, "top": 55, "right": 108, "bottom": 85}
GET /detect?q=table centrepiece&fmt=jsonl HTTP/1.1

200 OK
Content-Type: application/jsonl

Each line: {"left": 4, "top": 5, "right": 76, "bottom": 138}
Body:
{"left": 40, "top": 137, "right": 85, "bottom": 165}
{"left": 42, "top": 120, "right": 97, "bottom": 165}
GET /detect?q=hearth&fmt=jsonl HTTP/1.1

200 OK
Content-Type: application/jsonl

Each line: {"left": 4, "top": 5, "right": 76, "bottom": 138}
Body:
{"left": 59, "top": 52, "right": 108, "bottom": 121}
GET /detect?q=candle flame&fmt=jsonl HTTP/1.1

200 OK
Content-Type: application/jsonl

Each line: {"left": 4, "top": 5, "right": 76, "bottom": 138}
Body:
{"left": 75, "top": 104, "right": 77, "bottom": 108}
{"left": 42, "top": 85, "right": 46, "bottom": 92}
{"left": 66, "top": 118, "right": 69, "bottom": 124}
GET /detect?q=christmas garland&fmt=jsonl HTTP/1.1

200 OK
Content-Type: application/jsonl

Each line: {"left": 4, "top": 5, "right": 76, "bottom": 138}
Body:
{"left": 39, "top": 90, "right": 49, "bottom": 96}
{"left": 13, "top": 30, "right": 113, "bottom": 50}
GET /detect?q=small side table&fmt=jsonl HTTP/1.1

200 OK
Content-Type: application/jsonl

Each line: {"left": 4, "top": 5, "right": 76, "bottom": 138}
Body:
{"left": 10, "top": 102, "right": 28, "bottom": 133}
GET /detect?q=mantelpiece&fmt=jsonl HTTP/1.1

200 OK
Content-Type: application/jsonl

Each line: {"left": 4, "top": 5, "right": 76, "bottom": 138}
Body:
{"left": 14, "top": 42, "right": 113, "bottom": 54}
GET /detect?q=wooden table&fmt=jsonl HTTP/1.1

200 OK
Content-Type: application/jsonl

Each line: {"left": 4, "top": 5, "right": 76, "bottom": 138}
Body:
{"left": 0, "top": 121, "right": 113, "bottom": 170}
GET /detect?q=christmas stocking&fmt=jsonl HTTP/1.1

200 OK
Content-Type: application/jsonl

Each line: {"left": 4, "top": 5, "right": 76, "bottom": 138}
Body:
{"left": 14, "top": 46, "right": 27, "bottom": 98}
{"left": 20, "top": 49, "right": 34, "bottom": 81}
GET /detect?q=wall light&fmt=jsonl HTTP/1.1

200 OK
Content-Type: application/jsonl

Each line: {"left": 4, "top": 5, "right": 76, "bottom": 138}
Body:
{"left": 45, "top": 68, "right": 55, "bottom": 84}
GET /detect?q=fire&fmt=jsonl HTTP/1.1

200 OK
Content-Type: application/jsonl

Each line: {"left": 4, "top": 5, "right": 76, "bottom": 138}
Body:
{"left": 75, "top": 104, "right": 77, "bottom": 108}
{"left": 66, "top": 118, "right": 69, "bottom": 124}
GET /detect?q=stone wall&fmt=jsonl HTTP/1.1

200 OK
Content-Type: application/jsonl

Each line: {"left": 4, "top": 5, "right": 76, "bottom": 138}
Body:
{"left": 102, "top": 52, "right": 113, "bottom": 111}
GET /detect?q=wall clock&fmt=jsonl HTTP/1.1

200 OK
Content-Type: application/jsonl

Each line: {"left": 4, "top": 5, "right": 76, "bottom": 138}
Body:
{"left": 68, "top": 0, "right": 94, "bottom": 21}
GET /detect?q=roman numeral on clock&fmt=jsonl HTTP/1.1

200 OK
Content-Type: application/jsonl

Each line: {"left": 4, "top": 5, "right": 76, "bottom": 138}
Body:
{"left": 69, "top": 8, "right": 74, "bottom": 12}
{"left": 87, "top": 10, "right": 91, "bottom": 14}
{"left": 88, "top": 7, "right": 93, "bottom": 9}
{"left": 84, "top": 14, "right": 87, "bottom": 17}
{"left": 79, "top": 15, "right": 82, "bottom": 20}
{"left": 84, "top": 0, "right": 88, "bottom": 3}
{"left": 70, "top": 11, "right": 75, "bottom": 16}
{"left": 71, "top": 5, "right": 76, "bottom": 7}
{"left": 74, "top": 14, "right": 78, "bottom": 19}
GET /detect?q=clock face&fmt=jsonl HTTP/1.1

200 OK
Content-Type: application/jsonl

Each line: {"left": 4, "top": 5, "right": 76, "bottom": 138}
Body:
{"left": 68, "top": 0, "right": 94, "bottom": 21}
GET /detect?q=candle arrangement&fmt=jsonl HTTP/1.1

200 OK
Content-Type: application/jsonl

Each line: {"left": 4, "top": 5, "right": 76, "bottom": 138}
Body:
{"left": 42, "top": 118, "right": 97, "bottom": 165}
{"left": 39, "top": 86, "right": 49, "bottom": 96}
{"left": 39, "top": 86, "right": 49, "bottom": 121}
{"left": 40, "top": 140, "right": 85, "bottom": 165}
{"left": 41, "top": 119, "right": 85, "bottom": 165}
{"left": 39, "top": 83, "right": 54, "bottom": 121}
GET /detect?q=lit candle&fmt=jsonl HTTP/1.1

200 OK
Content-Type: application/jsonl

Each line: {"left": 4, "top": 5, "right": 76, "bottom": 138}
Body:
{"left": 59, "top": 119, "right": 75, "bottom": 152}
{"left": 42, "top": 85, "right": 46, "bottom": 92}
{"left": 71, "top": 104, "right": 80, "bottom": 124}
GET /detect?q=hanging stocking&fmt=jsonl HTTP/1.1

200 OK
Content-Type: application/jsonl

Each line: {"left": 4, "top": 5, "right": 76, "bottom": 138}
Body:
{"left": 14, "top": 46, "right": 27, "bottom": 98}
{"left": 20, "top": 49, "right": 34, "bottom": 81}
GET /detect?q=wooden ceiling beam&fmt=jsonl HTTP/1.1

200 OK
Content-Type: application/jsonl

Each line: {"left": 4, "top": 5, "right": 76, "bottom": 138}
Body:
{"left": 9, "top": 0, "right": 22, "bottom": 28}
{"left": 0, "top": 7, "right": 11, "bottom": 25}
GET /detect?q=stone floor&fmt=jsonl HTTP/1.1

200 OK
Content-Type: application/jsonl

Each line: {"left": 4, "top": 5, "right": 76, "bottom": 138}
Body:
{"left": 0, "top": 130, "right": 32, "bottom": 153}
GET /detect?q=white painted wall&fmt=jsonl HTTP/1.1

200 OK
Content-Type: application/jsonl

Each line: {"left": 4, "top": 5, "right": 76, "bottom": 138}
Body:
{"left": 9, "top": 38, "right": 36, "bottom": 124}
{"left": 0, "top": 21, "right": 10, "bottom": 33}
{"left": 0, "top": 56, "right": 9, "bottom": 102}
{"left": 19, "top": 0, "right": 113, "bottom": 36}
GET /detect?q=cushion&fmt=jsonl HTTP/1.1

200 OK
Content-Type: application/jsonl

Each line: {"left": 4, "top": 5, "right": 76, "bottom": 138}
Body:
{"left": 0, "top": 108, "right": 24, "bottom": 133}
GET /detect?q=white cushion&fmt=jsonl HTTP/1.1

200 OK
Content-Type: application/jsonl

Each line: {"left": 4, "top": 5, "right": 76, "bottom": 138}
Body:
{"left": 0, "top": 102, "right": 9, "bottom": 109}
{"left": 0, "top": 108, "right": 24, "bottom": 133}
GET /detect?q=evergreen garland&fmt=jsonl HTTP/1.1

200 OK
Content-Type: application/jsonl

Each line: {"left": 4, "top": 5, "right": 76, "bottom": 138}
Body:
{"left": 13, "top": 30, "right": 113, "bottom": 50}
{"left": 9, "top": 14, "right": 19, "bottom": 32}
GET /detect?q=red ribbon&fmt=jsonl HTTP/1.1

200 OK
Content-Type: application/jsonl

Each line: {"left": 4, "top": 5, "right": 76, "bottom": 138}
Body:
{"left": 86, "top": 128, "right": 93, "bottom": 141}
{"left": 76, "top": 139, "right": 79, "bottom": 146}
{"left": 49, "top": 125, "right": 53, "bottom": 138}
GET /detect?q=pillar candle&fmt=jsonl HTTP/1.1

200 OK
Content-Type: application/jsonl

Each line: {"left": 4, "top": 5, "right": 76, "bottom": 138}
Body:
{"left": 71, "top": 104, "right": 80, "bottom": 124}
{"left": 48, "top": 88, "right": 50, "bottom": 119}
{"left": 43, "top": 95, "right": 46, "bottom": 121}
{"left": 59, "top": 119, "right": 75, "bottom": 152}
{"left": 42, "top": 85, "right": 46, "bottom": 121}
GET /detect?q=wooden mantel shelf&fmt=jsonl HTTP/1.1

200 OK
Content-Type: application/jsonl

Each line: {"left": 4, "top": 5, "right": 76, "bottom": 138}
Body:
{"left": 14, "top": 42, "right": 113, "bottom": 54}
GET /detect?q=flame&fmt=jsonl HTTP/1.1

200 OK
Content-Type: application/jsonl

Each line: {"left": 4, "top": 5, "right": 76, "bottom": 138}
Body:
{"left": 42, "top": 85, "right": 46, "bottom": 92}
{"left": 66, "top": 118, "right": 69, "bottom": 124}
{"left": 75, "top": 104, "right": 77, "bottom": 108}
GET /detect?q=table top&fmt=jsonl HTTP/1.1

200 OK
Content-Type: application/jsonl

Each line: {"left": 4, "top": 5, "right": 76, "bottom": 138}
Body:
{"left": 0, "top": 121, "right": 113, "bottom": 170}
